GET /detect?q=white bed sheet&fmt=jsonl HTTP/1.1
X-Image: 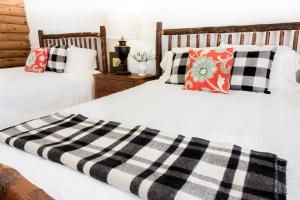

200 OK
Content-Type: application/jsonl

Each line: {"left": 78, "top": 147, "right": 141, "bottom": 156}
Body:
{"left": 1, "top": 80, "right": 300, "bottom": 200}
{"left": 0, "top": 67, "right": 96, "bottom": 129}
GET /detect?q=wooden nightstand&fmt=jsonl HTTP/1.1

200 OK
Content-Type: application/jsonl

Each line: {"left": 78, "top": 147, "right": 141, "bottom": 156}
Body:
{"left": 93, "top": 73, "right": 156, "bottom": 99}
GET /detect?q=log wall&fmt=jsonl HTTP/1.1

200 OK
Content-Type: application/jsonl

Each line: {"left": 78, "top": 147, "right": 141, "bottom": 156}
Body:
{"left": 0, "top": 0, "right": 30, "bottom": 69}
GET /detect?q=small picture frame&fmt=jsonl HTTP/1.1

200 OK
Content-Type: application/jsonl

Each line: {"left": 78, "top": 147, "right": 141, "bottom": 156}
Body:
{"left": 109, "top": 52, "right": 122, "bottom": 73}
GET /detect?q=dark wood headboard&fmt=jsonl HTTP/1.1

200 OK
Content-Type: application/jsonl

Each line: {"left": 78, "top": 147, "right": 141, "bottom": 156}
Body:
{"left": 38, "top": 26, "right": 108, "bottom": 72}
{"left": 156, "top": 22, "right": 300, "bottom": 77}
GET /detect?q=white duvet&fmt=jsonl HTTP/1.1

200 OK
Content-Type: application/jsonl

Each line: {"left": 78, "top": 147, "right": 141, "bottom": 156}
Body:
{"left": 0, "top": 67, "right": 95, "bottom": 129}
{"left": 1, "top": 80, "right": 300, "bottom": 200}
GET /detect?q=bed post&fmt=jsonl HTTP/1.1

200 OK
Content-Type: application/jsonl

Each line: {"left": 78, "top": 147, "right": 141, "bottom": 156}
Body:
{"left": 156, "top": 22, "right": 163, "bottom": 78}
{"left": 38, "top": 30, "right": 44, "bottom": 47}
{"left": 100, "top": 26, "right": 108, "bottom": 73}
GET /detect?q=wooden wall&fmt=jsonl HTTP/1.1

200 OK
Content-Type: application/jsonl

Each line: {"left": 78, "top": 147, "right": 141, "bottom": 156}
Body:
{"left": 0, "top": 0, "right": 30, "bottom": 69}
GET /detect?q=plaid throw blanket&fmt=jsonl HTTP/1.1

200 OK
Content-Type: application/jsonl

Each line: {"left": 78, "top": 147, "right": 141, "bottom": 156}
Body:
{"left": 0, "top": 113, "right": 287, "bottom": 200}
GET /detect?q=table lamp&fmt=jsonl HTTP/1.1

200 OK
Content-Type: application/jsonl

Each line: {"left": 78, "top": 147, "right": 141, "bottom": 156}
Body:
{"left": 105, "top": 13, "right": 140, "bottom": 75}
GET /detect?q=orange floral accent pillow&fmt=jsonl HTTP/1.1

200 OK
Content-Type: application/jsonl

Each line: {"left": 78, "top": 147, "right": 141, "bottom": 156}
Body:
{"left": 25, "top": 48, "right": 49, "bottom": 73}
{"left": 184, "top": 48, "right": 234, "bottom": 94}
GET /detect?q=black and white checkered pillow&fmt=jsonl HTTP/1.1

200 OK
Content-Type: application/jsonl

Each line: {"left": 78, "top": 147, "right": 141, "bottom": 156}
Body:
{"left": 46, "top": 46, "right": 67, "bottom": 73}
{"left": 230, "top": 51, "right": 275, "bottom": 94}
{"left": 166, "top": 52, "right": 189, "bottom": 84}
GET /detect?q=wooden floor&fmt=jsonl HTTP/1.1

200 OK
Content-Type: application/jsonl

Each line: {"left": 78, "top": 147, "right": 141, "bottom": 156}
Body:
{"left": 0, "top": 163, "right": 53, "bottom": 200}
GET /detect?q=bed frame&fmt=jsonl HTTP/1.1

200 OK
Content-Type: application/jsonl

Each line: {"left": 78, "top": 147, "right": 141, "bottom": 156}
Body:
{"left": 0, "top": 163, "right": 52, "bottom": 200}
{"left": 156, "top": 21, "right": 300, "bottom": 77}
{"left": 38, "top": 26, "right": 108, "bottom": 72}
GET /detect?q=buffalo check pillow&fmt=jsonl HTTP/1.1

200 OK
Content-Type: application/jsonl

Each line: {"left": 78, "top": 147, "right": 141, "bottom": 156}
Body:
{"left": 46, "top": 46, "right": 67, "bottom": 73}
{"left": 166, "top": 52, "right": 189, "bottom": 84}
{"left": 230, "top": 51, "right": 275, "bottom": 94}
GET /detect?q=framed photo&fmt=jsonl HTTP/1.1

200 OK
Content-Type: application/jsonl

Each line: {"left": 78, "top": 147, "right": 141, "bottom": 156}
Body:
{"left": 109, "top": 52, "right": 122, "bottom": 73}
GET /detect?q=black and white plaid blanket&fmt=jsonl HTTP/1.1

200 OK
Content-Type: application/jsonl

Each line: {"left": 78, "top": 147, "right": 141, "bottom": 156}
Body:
{"left": 0, "top": 113, "right": 287, "bottom": 200}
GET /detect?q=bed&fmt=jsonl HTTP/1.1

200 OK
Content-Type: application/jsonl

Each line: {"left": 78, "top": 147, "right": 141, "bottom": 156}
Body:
{"left": 1, "top": 22, "right": 300, "bottom": 200}
{"left": 0, "top": 27, "right": 108, "bottom": 130}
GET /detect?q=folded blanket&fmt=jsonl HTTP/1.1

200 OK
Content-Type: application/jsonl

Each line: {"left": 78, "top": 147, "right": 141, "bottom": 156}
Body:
{"left": 0, "top": 113, "right": 286, "bottom": 200}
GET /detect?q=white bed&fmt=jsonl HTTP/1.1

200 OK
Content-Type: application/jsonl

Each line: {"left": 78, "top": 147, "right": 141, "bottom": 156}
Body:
{"left": 0, "top": 79, "right": 300, "bottom": 200}
{"left": 0, "top": 67, "right": 96, "bottom": 129}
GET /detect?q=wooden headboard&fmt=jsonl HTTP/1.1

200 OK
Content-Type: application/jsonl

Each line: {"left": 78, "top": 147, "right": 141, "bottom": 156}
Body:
{"left": 38, "top": 26, "right": 108, "bottom": 72}
{"left": 156, "top": 22, "right": 300, "bottom": 77}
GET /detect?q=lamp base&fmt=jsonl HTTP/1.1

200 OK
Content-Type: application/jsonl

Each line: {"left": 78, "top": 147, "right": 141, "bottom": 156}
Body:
{"left": 115, "top": 70, "right": 131, "bottom": 75}
{"left": 115, "top": 41, "right": 131, "bottom": 75}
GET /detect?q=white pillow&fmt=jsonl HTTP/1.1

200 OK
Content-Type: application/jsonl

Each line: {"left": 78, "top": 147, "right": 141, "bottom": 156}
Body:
{"left": 159, "top": 51, "right": 173, "bottom": 82}
{"left": 221, "top": 44, "right": 300, "bottom": 89}
{"left": 65, "top": 46, "right": 97, "bottom": 73}
{"left": 270, "top": 46, "right": 300, "bottom": 89}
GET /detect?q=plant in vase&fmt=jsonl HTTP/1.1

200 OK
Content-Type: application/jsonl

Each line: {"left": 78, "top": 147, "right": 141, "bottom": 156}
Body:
{"left": 132, "top": 50, "right": 154, "bottom": 76}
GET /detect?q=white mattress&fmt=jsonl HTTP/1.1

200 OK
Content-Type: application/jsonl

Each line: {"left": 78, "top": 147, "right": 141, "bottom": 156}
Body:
{"left": 0, "top": 67, "right": 96, "bottom": 129}
{"left": 1, "top": 80, "right": 300, "bottom": 200}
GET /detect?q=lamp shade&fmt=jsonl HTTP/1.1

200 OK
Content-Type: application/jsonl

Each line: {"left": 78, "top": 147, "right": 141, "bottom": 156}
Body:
{"left": 105, "top": 13, "right": 140, "bottom": 39}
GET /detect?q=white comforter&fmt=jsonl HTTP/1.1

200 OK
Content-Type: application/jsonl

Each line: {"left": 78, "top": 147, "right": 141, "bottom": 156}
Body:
{"left": 1, "top": 80, "right": 300, "bottom": 200}
{"left": 0, "top": 67, "right": 95, "bottom": 129}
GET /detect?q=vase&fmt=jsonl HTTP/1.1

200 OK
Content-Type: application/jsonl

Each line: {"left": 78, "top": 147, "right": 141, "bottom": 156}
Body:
{"left": 137, "top": 62, "right": 147, "bottom": 76}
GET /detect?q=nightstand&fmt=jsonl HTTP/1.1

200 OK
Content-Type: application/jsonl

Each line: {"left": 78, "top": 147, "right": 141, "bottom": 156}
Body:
{"left": 93, "top": 73, "right": 156, "bottom": 99}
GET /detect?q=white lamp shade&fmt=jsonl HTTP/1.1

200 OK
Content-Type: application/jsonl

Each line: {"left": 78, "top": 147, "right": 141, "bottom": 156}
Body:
{"left": 105, "top": 13, "right": 140, "bottom": 39}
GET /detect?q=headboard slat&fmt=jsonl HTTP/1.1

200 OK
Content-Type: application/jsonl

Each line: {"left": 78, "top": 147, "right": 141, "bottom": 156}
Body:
{"left": 265, "top": 31, "right": 270, "bottom": 45}
{"left": 37, "top": 27, "right": 108, "bottom": 71}
{"left": 100, "top": 25, "right": 108, "bottom": 72}
{"left": 88, "top": 38, "right": 92, "bottom": 49}
{"left": 293, "top": 30, "right": 299, "bottom": 51}
{"left": 168, "top": 35, "right": 172, "bottom": 51}
{"left": 217, "top": 34, "right": 221, "bottom": 46}
{"left": 177, "top": 35, "right": 181, "bottom": 47}
{"left": 228, "top": 34, "right": 232, "bottom": 44}
{"left": 279, "top": 31, "right": 285, "bottom": 45}
{"left": 94, "top": 37, "right": 99, "bottom": 68}
{"left": 240, "top": 33, "right": 245, "bottom": 45}
{"left": 252, "top": 32, "right": 257, "bottom": 45}
{"left": 79, "top": 38, "right": 83, "bottom": 48}
{"left": 186, "top": 34, "right": 191, "bottom": 47}
{"left": 156, "top": 22, "right": 163, "bottom": 77}
{"left": 83, "top": 38, "right": 87, "bottom": 48}
{"left": 196, "top": 34, "right": 200, "bottom": 48}
{"left": 206, "top": 34, "right": 211, "bottom": 47}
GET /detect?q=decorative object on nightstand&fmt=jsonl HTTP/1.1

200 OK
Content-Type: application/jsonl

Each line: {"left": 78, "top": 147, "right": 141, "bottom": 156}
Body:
{"left": 93, "top": 73, "right": 155, "bottom": 99}
{"left": 109, "top": 52, "right": 123, "bottom": 73}
{"left": 132, "top": 50, "right": 155, "bottom": 76}
{"left": 105, "top": 13, "right": 140, "bottom": 75}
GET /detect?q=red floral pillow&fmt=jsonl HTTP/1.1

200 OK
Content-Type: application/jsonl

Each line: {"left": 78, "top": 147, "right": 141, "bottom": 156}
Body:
{"left": 184, "top": 48, "right": 234, "bottom": 94}
{"left": 25, "top": 48, "right": 49, "bottom": 73}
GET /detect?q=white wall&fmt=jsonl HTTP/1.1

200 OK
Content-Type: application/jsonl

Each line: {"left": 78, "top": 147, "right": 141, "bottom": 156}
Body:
{"left": 24, "top": 0, "right": 300, "bottom": 74}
